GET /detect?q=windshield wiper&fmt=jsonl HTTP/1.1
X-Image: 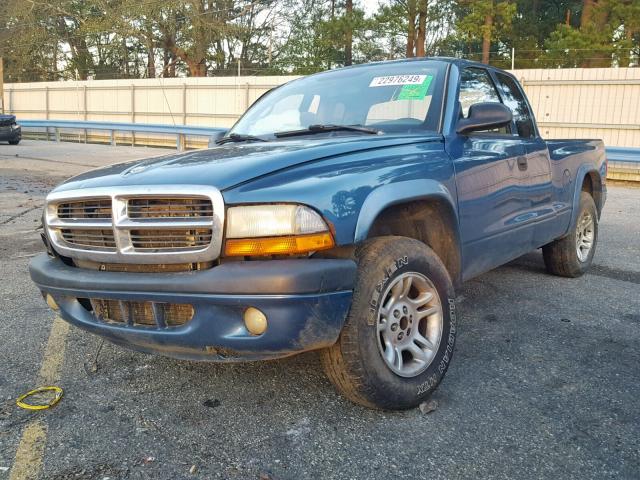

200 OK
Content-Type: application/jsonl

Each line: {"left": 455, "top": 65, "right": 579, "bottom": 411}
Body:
{"left": 274, "top": 124, "right": 381, "bottom": 138}
{"left": 216, "top": 133, "right": 267, "bottom": 145}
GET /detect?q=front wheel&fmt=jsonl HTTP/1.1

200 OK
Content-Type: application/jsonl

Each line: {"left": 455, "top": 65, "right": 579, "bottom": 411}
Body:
{"left": 8, "top": 139, "right": 20, "bottom": 145}
{"left": 542, "top": 191, "right": 598, "bottom": 278}
{"left": 320, "top": 236, "right": 457, "bottom": 410}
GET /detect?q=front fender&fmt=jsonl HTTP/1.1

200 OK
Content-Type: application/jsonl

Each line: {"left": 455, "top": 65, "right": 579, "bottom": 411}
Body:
{"left": 354, "top": 179, "right": 458, "bottom": 242}
{"left": 222, "top": 139, "right": 455, "bottom": 247}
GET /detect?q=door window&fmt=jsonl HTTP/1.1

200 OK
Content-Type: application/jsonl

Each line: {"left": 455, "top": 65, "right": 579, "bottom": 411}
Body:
{"left": 459, "top": 68, "right": 508, "bottom": 134}
{"left": 495, "top": 72, "right": 536, "bottom": 138}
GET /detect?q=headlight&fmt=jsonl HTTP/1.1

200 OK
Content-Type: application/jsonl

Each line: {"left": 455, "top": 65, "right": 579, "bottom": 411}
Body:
{"left": 224, "top": 204, "right": 334, "bottom": 256}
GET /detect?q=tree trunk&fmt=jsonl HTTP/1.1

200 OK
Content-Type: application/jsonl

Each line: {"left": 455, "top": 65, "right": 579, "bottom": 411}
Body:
{"left": 172, "top": 46, "right": 206, "bottom": 77}
{"left": 416, "top": 0, "right": 427, "bottom": 57}
{"left": 122, "top": 39, "right": 130, "bottom": 78}
{"left": 482, "top": 13, "right": 493, "bottom": 64}
{"left": 146, "top": 41, "right": 155, "bottom": 78}
{"left": 160, "top": 26, "right": 176, "bottom": 77}
{"left": 145, "top": 28, "right": 156, "bottom": 78}
{"left": 580, "top": 0, "right": 595, "bottom": 27}
{"left": 406, "top": 0, "right": 417, "bottom": 57}
{"left": 580, "top": 0, "right": 610, "bottom": 67}
{"left": 345, "top": 0, "right": 353, "bottom": 66}
{"left": 56, "top": 18, "right": 93, "bottom": 80}
{"left": 621, "top": 27, "right": 633, "bottom": 67}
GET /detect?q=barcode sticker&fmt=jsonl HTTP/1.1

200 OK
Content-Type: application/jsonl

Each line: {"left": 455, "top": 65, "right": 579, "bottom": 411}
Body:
{"left": 369, "top": 75, "right": 427, "bottom": 87}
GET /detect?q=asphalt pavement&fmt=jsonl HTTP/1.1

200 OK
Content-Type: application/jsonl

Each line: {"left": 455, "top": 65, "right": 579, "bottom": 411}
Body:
{"left": 0, "top": 141, "right": 638, "bottom": 479}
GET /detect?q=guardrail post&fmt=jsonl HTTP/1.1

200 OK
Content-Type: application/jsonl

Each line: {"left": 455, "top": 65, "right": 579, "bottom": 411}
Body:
{"left": 83, "top": 85, "right": 88, "bottom": 143}
{"left": 245, "top": 83, "right": 250, "bottom": 111}
{"left": 45, "top": 86, "right": 50, "bottom": 141}
{"left": 110, "top": 129, "right": 116, "bottom": 146}
{"left": 182, "top": 83, "right": 187, "bottom": 125}
{"left": 131, "top": 84, "right": 136, "bottom": 146}
{"left": 177, "top": 133, "right": 185, "bottom": 151}
{"left": 55, "top": 127, "right": 60, "bottom": 142}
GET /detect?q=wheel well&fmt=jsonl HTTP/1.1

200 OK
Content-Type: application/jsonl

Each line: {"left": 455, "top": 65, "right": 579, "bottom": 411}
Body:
{"left": 366, "top": 200, "right": 461, "bottom": 286}
{"left": 582, "top": 171, "right": 603, "bottom": 214}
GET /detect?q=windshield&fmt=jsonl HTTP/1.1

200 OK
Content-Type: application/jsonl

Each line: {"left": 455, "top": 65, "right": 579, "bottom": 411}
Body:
{"left": 228, "top": 60, "right": 448, "bottom": 138}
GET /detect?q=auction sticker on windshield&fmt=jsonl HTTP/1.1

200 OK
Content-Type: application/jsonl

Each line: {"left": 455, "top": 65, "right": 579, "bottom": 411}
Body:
{"left": 369, "top": 75, "right": 427, "bottom": 87}
{"left": 397, "top": 75, "right": 433, "bottom": 100}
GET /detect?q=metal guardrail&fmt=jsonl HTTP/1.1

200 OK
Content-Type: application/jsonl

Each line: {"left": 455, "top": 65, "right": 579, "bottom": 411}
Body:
{"left": 19, "top": 119, "right": 226, "bottom": 150}
{"left": 16, "top": 119, "right": 640, "bottom": 162}
{"left": 606, "top": 147, "right": 640, "bottom": 164}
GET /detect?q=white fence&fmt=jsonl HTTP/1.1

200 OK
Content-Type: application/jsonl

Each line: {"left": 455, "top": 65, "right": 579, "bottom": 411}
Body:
{"left": 3, "top": 68, "right": 640, "bottom": 147}
{"left": 2, "top": 76, "right": 297, "bottom": 129}
{"left": 513, "top": 68, "right": 640, "bottom": 148}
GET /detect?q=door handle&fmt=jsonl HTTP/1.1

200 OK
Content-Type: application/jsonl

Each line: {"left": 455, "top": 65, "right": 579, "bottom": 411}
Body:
{"left": 517, "top": 155, "right": 528, "bottom": 171}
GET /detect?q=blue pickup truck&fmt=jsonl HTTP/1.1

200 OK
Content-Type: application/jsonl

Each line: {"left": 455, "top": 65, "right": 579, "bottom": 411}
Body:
{"left": 0, "top": 114, "right": 21, "bottom": 145}
{"left": 30, "top": 58, "right": 606, "bottom": 410}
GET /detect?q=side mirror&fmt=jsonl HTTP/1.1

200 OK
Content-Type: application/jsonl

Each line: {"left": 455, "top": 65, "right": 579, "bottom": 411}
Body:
{"left": 456, "top": 102, "right": 513, "bottom": 135}
{"left": 208, "top": 129, "right": 228, "bottom": 147}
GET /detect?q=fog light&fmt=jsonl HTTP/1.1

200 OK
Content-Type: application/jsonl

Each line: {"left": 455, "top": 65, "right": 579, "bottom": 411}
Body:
{"left": 244, "top": 307, "right": 267, "bottom": 335}
{"left": 46, "top": 294, "right": 59, "bottom": 311}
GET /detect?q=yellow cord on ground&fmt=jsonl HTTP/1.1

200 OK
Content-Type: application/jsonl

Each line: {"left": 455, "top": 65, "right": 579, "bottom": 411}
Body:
{"left": 16, "top": 386, "right": 63, "bottom": 411}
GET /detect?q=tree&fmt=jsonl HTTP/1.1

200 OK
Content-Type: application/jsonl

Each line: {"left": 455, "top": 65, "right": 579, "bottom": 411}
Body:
{"left": 456, "top": 0, "right": 516, "bottom": 64}
{"left": 543, "top": 0, "right": 640, "bottom": 68}
{"left": 275, "top": 0, "right": 368, "bottom": 73}
{"left": 416, "top": 0, "right": 427, "bottom": 56}
{"left": 345, "top": 0, "right": 353, "bottom": 65}
{"left": 406, "top": 0, "right": 416, "bottom": 56}
{"left": 1, "top": 0, "right": 636, "bottom": 83}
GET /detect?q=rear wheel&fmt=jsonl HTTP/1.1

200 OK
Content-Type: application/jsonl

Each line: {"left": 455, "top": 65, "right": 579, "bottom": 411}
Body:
{"left": 542, "top": 191, "right": 598, "bottom": 277}
{"left": 320, "top": 236, "right": 457, "bottom": 410}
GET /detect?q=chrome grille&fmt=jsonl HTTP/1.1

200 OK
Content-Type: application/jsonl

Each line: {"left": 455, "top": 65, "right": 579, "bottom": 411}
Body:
{"left": 45, "top": 185, "right": 224, "bottom": 264}
{"left": 57, "top": 199, "right": 112, "bottom": 219}
{"left": 61, "top": 228, "right": 116, "bottom": 250}
{"left": 128, "top": 198, "right": 213, "bottom": 218}
{"left": 89, "top": 299, "right": 194, "bottom": 328}
{"left": 130, "top": 228, "right": 213, "bottom": 250}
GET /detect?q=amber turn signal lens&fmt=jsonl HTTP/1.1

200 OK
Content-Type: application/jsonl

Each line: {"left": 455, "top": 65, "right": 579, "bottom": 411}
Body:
{"left": 224, "top": 232, "right": 334, "bottom": 257}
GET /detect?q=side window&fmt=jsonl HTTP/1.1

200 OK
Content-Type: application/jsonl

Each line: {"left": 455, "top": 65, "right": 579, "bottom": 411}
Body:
{"left": 495, "top": 73, "right": 536, "bottom": 138}
{"left": 459, "top": 67, "right": 508, "bottom": 134}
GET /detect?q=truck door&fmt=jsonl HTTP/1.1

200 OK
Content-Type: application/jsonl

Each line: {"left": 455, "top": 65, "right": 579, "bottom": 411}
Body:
{"left": 449, "top": 67, "right": 531, "bottom": 280}
{"left": 492, "top": 71, "right": 562, "bottom": 249}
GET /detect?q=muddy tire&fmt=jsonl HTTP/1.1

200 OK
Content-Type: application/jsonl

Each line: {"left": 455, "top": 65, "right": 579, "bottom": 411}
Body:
{"left": 542, "top": 192, "right": 598, "bottom": 278}
{"left": 320, "top": 236, "right": 457, "bottom": 410}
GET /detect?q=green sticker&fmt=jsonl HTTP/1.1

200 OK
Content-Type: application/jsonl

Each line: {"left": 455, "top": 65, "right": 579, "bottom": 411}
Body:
{"left": 397, "top": 75, "right": 433, "bottom": 100}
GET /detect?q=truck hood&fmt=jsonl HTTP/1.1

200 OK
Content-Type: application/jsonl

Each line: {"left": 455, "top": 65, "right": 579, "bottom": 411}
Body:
{"left": 0, "top": 114, "right": 16, "bottom": 127}
{"left": 53, "top": 133, "right": 442, "bottom": 193}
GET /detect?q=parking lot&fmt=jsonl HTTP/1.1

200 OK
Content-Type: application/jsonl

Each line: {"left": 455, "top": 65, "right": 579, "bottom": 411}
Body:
{"left": 0, "top": 140, "right": 639, "bottom": 479}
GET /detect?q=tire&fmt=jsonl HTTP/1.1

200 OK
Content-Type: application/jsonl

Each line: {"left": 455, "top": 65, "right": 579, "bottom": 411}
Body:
{"left": 320, "top": 236, "right": 457, "bottom": 410}
{"left": 542, "top": 191, "right": 598, "bottom": 278}
{"left": 8, "top": 139, "right": 20, "bottom": 145}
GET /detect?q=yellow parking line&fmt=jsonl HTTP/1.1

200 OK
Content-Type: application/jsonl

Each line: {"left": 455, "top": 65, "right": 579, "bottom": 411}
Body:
{"left": 8, "top": 421, "right": 47, "bottom": 480}
{"left": 9, "top": 317, "right": 69, "bottom": 480}
{"left": 37, "top": 317, "right": 70, "bottom": 385}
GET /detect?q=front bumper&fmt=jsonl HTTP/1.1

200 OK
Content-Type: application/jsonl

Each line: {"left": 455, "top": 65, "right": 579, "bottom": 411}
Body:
{"left": 30, "top": 254, "right": 356, "bottom": 361}
{"left": 0, "top": 126, "right": 21, "bottom": 142}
